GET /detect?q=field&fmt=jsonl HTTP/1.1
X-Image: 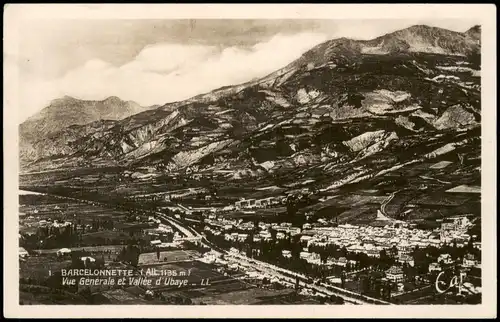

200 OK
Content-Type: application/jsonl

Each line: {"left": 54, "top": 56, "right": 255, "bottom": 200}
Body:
{"left": 20, "top": 285, "right": 88, "bottom": 305}
{"left": 185, "top": 286, "right": 296, "bottom": 305}
{"left": 33, "top": 245, "right": 125, "bottom": 255}
{"left": 20, "top": 160, "right": 480, "bottom": 230}
{"left": 19, "top": 134, "right": 481, "bottom": 232}
{"left": 19, "top": 255, "right": 72, "bottom": 281}
{"left": 222, "top": 207, "right": 287, "bottom": 221}
{"left": 19, "top": 193, "right": 130, "bottom": 234}
{"left": 293, "top": 152, "right": 481, "bottom": 227}
{"left": 91, "top": 288, "right": 149, "bottom": 304}
{"left": 138, "top": 250, "right": 200, "bottom": 265}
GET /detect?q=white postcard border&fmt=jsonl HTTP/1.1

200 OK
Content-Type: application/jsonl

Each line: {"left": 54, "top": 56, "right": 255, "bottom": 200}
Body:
{"left": 3, "top": 3, "right": 497, "bottom": 318}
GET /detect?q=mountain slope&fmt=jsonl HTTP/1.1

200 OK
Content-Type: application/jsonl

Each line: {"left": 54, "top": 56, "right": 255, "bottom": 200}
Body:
{"left": 20, "top": 96, "right": 154, "bottom": 142}
{"left": 465, "top": 25, "right": 481, "bottom": 42}
{"left": 19, "top": 96, "right": 156, "bottom": 164}
{"left": 20, "top": 119, "right": 119, "bottom": 164}
{"left": 19, "top": 24, "right": 481, "bottom": 178}
{"left": 365, "top": 25, "right": 479, "bottom": 56}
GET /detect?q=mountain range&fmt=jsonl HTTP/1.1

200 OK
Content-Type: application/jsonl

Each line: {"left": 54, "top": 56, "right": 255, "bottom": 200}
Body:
{"left": 19, "top": 96, "right": 156, "bottom": 163}
{"left": 19, "top": 24, "right": 482, "bottom": 186}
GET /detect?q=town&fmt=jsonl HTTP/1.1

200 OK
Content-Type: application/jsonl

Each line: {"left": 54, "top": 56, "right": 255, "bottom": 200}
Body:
{"left": 19, "top": 187, "right": 481, "bottom": 305}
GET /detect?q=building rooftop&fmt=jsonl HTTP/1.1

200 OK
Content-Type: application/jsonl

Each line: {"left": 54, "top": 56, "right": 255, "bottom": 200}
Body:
{"left": 386, "top": 266, "right": 404, "bottom": 275}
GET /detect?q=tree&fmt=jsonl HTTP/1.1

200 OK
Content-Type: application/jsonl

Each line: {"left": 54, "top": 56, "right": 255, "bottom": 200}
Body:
{"left": 466, "top": 238, "right": 474, "bottom": 251}
{"left": 379, "top": 249, "right": 391, "bottom": 269}
{"left": 340, "top": 272, "right": 346, "bottom": 288}
{"left": 383, "top": 281, "right": 392, "bottom": 300}
{"left": 390, "top": 245, "right": 398, "bottom": 258}
{"left": 269, "top": 228, "right": 277, "bottom": 241}
{"left": 320, "top": 251, "right": 328, "bottom": 264}
{"left": 340, "top": 246, "right": 347, "bottom": 258}
{"left": 95, "top": 255, "right": 105, "bottom": 268}
{"left": 121, "top": 244, "right": 141, "bottom": 267}
{"left": 360, "top": 275, "right": 370, "bottom": 294}
{"left": 253, "top": 219, "right": 260, "bottom": 232}
{"left": 467, "top": 50, "right": 481, "bottom": 69}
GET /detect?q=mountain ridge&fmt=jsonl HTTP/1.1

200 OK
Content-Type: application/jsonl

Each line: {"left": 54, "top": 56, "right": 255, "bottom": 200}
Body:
{"left": 154, "top": 24, "right": 481, "bottom": 111}
{"left": 19, "top": 24, "right": 482, "bottom": 176}
{"left": 20, "top": 96, "right": 155, "bottom": 141}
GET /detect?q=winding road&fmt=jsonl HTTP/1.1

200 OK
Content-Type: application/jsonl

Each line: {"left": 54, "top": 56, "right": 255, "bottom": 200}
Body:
{"left": 380, "top": 190, "right": 399, "bottom": 218}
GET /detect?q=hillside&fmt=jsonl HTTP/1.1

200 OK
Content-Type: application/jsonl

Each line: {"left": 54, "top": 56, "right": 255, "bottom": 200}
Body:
{"left": 19, "top": 24, "right": 481, "bottom": 183}
{"left": 465, "top": 25, "right": 481, "bottom": 42}
{"left": 19, "top": 96, "right": 156, "bottom": 165}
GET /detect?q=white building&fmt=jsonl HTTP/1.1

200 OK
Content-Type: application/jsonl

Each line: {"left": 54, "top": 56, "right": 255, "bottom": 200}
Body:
{"left": 386, "top": 266, "right": 404, "bottom": 283}
{"left": 300, "top": 235, "right": 313, "bottom": 244}
{"left": 259, "top": 231, "right": 272, "bottom": 241}
{"left": 334, "top": 257, "right": 347, "bottom": 267}
{"left": 299, "top": 251, "right": 311, "bottom": 260}
{"left": 429, "top": 262, "right": 442, "bottom": 273}
{"left": 463, "top": 254, "right": 479, "bottom": 268}
{"left": 150, "top": 240, "right": 162, "bottom": 246}
{"left": 398, "top": 254, "right": 414, "bottom": 267}
{"left": 19, "top": 247, "right": 29, "bottom": 258}
{"left": 237, "top": 233, "right": 248, "bottom": 242}
{"left": 438, "top": 253, "right": 453, "bottom": 265}
{"left": 56, "top": 248, "right": 71, "bottom": 256}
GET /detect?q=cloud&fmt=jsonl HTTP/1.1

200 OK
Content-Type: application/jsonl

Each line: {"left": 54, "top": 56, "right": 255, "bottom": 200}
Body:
{"left": 19, "top": 32, "right": 328, "bottom": 122}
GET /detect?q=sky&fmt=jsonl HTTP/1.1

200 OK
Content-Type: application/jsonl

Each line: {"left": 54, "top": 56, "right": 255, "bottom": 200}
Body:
{"left": 9, "top": 18, "right": 480, "bottom": 122}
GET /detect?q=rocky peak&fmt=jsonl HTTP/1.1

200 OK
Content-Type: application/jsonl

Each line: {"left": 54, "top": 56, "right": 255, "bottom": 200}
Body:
{"left": 465, "top": 25, "right": 481, "bottom": 41}
{"left": 103, "top": 96, "right": 123, "bottom": 104}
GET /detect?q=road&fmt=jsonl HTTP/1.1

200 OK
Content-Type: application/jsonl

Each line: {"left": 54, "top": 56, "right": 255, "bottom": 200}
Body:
{"left": 154, "top": 210, "right": 391, "bottom": 305}
{"left": 223, "top": 250, "right": 392, "bottom": 305}
{"left": 380, "top": 190, "right": 398, "bottom": 218}
{"left": 378, "top": 189, "right": 411, "bottom": 222}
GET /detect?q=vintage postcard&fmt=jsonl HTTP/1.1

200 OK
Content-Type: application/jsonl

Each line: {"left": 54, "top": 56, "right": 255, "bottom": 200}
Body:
{"left": 3, "top": 3, "right": 497, "bottom": 319}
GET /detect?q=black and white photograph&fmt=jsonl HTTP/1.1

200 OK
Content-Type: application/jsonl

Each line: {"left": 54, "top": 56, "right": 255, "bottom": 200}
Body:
{"left": 3, "top": 3, "right": 497, "bottom": 319}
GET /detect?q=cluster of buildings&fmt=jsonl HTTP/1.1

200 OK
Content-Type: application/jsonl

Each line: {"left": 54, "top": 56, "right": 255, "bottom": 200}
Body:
{"left": 439, "top": 215, "right": 475, "bottom": 244}
{"left": 203, "top": 217, "right": 303, "bottom": 242}
{"left": 428, "top": 252, "right": 481, "bottom": 274}
{"left": 20, "top": 216, "right": 75, "bottom": 237}
{"left": 202, "top": 213, "right": 481, "bottom": 274}
{"left": 363, "top": 252, "right": 480, "bottom": 291}
{"left": 299, "top": 220, "right": 478, "bottom": 257}
{"left": 149, "top": 235, "right": 182, "bottom": 249}
{"left": 144, "top": 217, "right": 174, "bottom": 237}
{"left": 294, "top": 252, "right": 356, "bottom": 268}
{"left": 128, "top": 188, "right": 210, "bottom": 203}
{"left": 297, "top": 224, "right": 440, "bottom": 256}
{"left": 234, "top": 197, "right": 284, "bottom": 210}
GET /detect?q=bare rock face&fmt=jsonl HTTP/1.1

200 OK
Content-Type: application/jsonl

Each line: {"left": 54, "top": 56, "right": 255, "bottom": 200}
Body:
{"left": 465, "top": 25, "right": 481, "bottom": 43}
{"left": 343, "top": 130, "right": 399, "bottom": 161}
{"left": 433, "top": 105, "right": 479, "bottom": 130}
{"left": 343, "top": 130, "right": 388, "bottom": 153}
